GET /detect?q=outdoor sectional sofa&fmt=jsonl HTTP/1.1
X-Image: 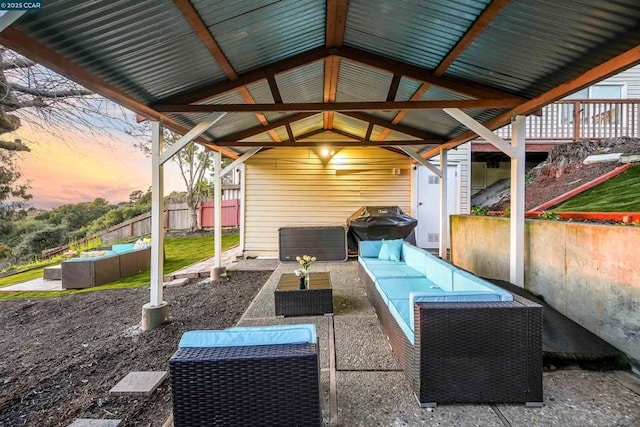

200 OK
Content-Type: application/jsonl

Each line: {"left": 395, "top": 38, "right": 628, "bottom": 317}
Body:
{"left": 358, "top": 239, "right": 543, "bottom": 407}
{"left": 61, "top": 243, "right": 151, "bottom": 289}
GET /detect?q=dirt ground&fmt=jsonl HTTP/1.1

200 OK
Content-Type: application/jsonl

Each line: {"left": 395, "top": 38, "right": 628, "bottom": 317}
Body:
{"left": 492, "top": 137, "right": 640, "bottom": 211}
{"left": 0, "top": 270, "right": 272, "bottom": 427}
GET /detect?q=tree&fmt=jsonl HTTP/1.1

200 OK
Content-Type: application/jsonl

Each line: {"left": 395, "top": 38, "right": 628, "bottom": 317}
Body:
{"left": 137, "top": 127, "right": 212, "bottom": 231}
{"left": 0, "top": 46, "right": 137, "bottom": 219}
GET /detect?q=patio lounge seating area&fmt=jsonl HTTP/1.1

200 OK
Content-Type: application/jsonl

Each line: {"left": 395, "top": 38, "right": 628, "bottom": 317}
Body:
{"left": 61, "top": 243, "right": 151, "bottom": 289}
{"left": 173, "top": 258, "right": 640, "bottom": 426}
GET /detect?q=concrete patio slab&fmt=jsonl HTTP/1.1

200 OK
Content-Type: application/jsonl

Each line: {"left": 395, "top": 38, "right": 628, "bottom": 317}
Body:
{"left": 333, "top": 316, "right": 401, "bottom": 371}
{"left": 109, "top": 371, "right": 168, "bottom": 397}
{"left": 227, "top": 258, "right": 280, "bottom": 271}
{"left": 497, "top": 371, "right": 640, "bottom": 426}
{"left": 185, "top": 259, "right": 640, "bottom": 427}
{"left": 336, "top": 371, "right": 503, "bottom": 426}
{"left": 0, "top": 277, "right": 63, "bottom": 292}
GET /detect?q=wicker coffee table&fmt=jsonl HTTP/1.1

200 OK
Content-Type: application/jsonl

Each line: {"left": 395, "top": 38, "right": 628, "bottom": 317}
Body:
{"left": 274, "top": 272, "right": 333, "bottom": 316}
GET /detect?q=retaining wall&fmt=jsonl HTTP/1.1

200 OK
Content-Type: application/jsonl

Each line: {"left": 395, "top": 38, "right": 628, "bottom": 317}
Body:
{"left": 450, "top": 215, "right": 640, "bottom": 371}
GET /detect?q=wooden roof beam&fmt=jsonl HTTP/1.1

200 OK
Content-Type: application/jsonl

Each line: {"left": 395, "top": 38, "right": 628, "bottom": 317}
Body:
{"left": 341, "top": 111, "right": 445, "bottom": 142}
{"left": 214, "top": 139, "right": 438, "bottom": 147}
{"left": 324, "top": 0, "right": 349, "bottom": 130}
{"left": 155, "top": 98, "right": 521, "bottom": 113}
{"left": 378, "top": 0, "right": 510, "bottom": 142}
{"left": 173, "top": 0, "right": 282, "bottom": 143}
{"left": 217, "top": 112, "right": 317, "bottom": 142}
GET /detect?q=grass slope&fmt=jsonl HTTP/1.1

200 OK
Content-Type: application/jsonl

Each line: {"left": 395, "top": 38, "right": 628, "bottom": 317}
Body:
{"left": 553, "top": 165, "right": 640, "bottom": 212}
{"left": 0, "top": 234, "right": 239, "bottom": 299}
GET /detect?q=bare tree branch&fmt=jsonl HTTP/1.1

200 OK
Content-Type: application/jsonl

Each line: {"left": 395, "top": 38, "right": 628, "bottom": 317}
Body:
{"left": 2, "top": 57, "right": 35, "bottom": 70}
{"left": 10, "top": 83, "right": 93, "bottom": 98}
{"left": 0, "top": 138, "right": 29, "bottom": 151}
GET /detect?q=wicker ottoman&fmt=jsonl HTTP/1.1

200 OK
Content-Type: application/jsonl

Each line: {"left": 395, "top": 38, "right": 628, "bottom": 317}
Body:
{"left": 170, "top": 325, "right": 322, "bottom": 427}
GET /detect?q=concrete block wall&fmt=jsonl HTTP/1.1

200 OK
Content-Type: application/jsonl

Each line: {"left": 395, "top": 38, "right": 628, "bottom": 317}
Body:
{"left": 450, "top": 215, "right": 640, "bottom": 371}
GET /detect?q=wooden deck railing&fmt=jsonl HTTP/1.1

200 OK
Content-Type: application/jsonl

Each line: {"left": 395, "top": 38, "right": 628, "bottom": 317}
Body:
{"left": 475, "top": 99, "right": 640, "bottom": 143}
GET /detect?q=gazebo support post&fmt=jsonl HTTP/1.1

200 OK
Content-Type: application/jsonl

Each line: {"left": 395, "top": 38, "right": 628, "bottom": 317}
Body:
{"left": 510, "top": 115, "right": 526, "bottom": 287}
{"left": 211, "top": 150, "right": 225, "bottom": 279}
{"left": 439, "top": 148, "right": 449, "bottom": 259}
{"left": 142, "top": 121, "right": 169, "bottom": 330}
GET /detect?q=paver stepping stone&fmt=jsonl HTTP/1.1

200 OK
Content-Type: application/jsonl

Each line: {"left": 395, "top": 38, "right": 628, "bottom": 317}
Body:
{"left": 67, "top": 419, "right": 122, "bottom": 427}
{"left": 109, "top": 371, "right": 168, "bottom": 397}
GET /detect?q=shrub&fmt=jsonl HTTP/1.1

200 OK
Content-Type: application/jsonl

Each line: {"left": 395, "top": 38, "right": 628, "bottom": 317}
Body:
{"left": 471, "top": 206, "right": 489, "bottom": 216}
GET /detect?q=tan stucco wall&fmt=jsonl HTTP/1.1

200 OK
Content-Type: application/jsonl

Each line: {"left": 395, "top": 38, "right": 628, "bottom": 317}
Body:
{"left": 451, "top": 215, "right": 640, "bottom": 370}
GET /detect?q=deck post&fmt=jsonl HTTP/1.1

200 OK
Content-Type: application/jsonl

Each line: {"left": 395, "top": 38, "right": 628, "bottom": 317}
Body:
{"left": 142, "top": 121, "right": 169, "bottom": 330}
{"left": 439, "top": 148, "right": 449, "bottom": 259}
{"left": 510, "top": 115, "right": 526, "bottom": 287}
{"left": 211, "top": 150, "right": 225, "bottom": 279}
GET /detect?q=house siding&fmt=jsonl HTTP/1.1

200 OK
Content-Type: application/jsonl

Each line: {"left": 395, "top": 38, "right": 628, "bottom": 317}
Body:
{"left": 428, "top": 142, "right": 471, "bottom": 214}
{"left": 601, "top": 64, "right": 640, "bottom": 98}
{"left": 244, "top": 147, "right": 411, "bottom": 258}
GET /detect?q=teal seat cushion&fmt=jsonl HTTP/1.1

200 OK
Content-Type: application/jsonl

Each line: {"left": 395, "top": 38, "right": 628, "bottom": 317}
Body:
{"left": 359, "top": 240, "right": 383, "bottom": 258}
{"left": 378, "top": 239, "right": 403, "bottom": 261}
{"left": 389, "top": 298, "right": 414, "bottom": 344}
{"left": 112, "top": 243, "right": 135, "bottom": 253}
{"left": 453, "top": 270, "right": 513, "bottom": 301}
{"left": 424, "top": 253, "right": 454, "bottom": 291}
{"left": 376, "top": 277, "right": 439, "bottom": 302}
{"left": 365, "top": 263, "right": 423, "bottom": 279}
{"left": 179, "top": 324, "right": 317, "bottom": 348}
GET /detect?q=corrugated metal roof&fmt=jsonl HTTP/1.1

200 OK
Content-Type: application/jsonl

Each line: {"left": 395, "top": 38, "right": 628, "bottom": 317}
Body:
{"left": 447, "top": 0, "right": 640, "bottom": 97}
{"left": 276, "top": 61, "right": 324, "bottom": 103}
{"left": 197, "top": 0, "right": 325, "bottom": 74}
{"left": 335, "top": 59, "right": 393, "bottom": 102}
{"left": 15, "top": 0, "right": 227, "bottom": 104}
{"left": 291, "top": 114, "right": 324, "bottom": 136}
{"left": 344, "top": 0, "right": 491, "bottom": 69}
{"left": 8, "top": 0, "right": 640, "bottom": 156}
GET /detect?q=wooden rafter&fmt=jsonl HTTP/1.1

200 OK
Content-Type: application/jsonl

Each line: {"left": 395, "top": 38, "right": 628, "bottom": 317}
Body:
{"left": 154, "top": 45, "right": 523, "bottom": 108}
{"left": 421, "top": 44, "right": 640, "bottom": 159}
{"left": 218, "top": 112, "right": 316, "bottom": 142}
{"left": 214, "top": 139, "right": 434, "bottom": 147}
{"left": 173, "top": 0, "right": 281, "bottom": 143}
{"left": 378, "top": 0, "right": 510, "bottom": 143}
{"left": 0, "top": 27, "right": 239, "bottom": 159}
{"left": 324, "top": 0, "right": 349, "bottom": 130}
{"left": 155, "top": 99, "right": 521, "bottom": 113}
{"left": 341, "top": 111, "right": 444, "bottom": 142}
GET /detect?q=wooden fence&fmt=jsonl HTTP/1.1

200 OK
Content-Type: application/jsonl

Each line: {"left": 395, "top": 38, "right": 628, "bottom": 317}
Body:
{"left": 42, "top": 200, "right": 240, "bottom": 259}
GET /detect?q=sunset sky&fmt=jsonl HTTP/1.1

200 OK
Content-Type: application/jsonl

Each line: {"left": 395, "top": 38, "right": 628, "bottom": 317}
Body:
{"left": 14, "top": 122, "right": 186, "bottom": 210}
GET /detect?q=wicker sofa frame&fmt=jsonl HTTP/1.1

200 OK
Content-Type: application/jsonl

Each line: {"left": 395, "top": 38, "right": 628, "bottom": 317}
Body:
{"left": 170, "top": 342, "right": 322, "bottom": 427}
{"left": 359, "top": 263, "right": 543, "bottom": 407}
{"left": 61, "top": 246, "right": 151, "bottom": 289}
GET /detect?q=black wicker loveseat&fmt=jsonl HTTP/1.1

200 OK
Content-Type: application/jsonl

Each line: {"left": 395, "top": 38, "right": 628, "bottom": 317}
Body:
{"left": 358, "top": 239, "right": 543, "bottom": 408}
{"left": 169, "top": 324, "right": 322, "bottom": 426}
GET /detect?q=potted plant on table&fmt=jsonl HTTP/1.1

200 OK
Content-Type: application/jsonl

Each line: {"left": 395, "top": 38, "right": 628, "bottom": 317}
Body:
{"left": 294, "top": 255, "right": 316, "bottom": 289}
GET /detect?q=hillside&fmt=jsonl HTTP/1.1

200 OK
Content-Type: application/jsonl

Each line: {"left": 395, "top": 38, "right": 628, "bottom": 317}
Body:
{"left": 474, "top": 137, "right": 640, "bottom": 211}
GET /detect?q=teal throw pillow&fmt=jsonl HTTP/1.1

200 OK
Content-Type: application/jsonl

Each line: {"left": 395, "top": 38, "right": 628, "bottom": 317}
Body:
{"left": 378, "top": 239, "right": 403, "bottom": 261}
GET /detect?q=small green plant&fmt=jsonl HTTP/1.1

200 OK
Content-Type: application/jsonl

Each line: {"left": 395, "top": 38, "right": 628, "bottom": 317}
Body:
{"left": 525, "top": 171, "right": 537, "bottom": 184}
{"left": 539, "top": 210, "right": 561, "bottom": 220}
{"left": 502, "top": 207, "right": 511, "bottom": 218}
{"left": 471, "top": 206, "right": 489, "bottom": 216}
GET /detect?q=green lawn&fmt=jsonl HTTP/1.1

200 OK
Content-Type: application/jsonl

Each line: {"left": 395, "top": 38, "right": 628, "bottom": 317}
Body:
{"left": 553, "top": 165, "right": 640, "bottom": 212}
{"left": 0, "top": 234, "right": 239, "bottom": 299}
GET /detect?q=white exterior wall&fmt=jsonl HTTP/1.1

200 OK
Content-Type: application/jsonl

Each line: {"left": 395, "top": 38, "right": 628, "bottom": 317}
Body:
{"left": 600, "top": 64, "right": 640, "bottom": 98}
{"left": 428, "top": 143, "right": 471, "bottom": 214}
{"left": 244, "top": 147, "right": 412, "bottom": 258}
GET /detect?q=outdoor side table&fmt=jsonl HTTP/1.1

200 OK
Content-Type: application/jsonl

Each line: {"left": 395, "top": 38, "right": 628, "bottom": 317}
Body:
{"left": 274, "top": 272, "right": 333, "bottom": 316}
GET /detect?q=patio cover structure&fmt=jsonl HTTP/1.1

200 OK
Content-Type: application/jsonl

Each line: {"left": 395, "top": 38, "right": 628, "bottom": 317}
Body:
{"left": 3, "top": 0, "right": 640, "bottom": 328}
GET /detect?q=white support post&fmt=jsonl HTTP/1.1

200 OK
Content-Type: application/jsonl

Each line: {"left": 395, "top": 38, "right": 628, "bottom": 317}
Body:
{"left": 211, "top": 150, "right": 224, "bottom": 279}
{"left": 220, "top": 147, "right": 262, "bottom": 178}
{"left": 439, "top": 148, "right": 449, "bottom": 259}
{"left": 142, "top": 121, "right": 169, "bottom": 330}
{"left": 443, "top": 108, "right": 516, "bottom": 158}
{"left": 238, "top": 163, "right": 246, "bottom": 254}
{"left": 510, "top": 115, "right": 526, "bottom": 287}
